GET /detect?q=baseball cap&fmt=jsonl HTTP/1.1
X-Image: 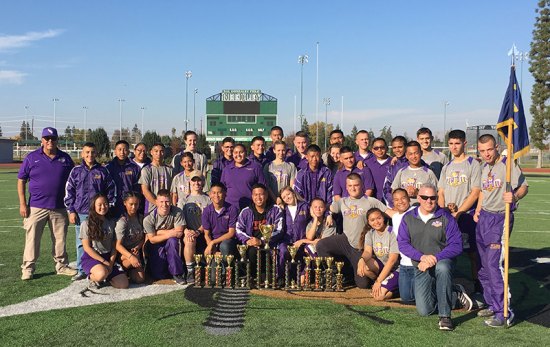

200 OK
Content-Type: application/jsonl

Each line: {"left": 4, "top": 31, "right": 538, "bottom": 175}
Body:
{"left": 190, "top": 170, "right": 204, "bottom": 181}
{"left": 41, "top": 127, "right": 58, "bottom": 138}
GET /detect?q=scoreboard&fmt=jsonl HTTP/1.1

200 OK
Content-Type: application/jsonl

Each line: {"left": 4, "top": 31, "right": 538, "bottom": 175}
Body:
{"left": 205, "top": 90, "right": 277, "bottom": 142}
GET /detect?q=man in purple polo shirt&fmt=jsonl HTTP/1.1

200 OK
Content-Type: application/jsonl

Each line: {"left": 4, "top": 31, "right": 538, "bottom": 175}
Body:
{"left": 106, "top": 140, "right": 141, "bottom": 217}
{"left": 384, "top": 135, "right": 408, "bottom": 207}
{"left": 354, "top": 130, "right": 373, "bottom": 167}
{"left": 397, "top": 184, "right": 471, "bottom": 331}
{"left": 18, "top": 127, "right": 77, "bottom": 280}
{"left": 293, "top": 144, "right": 333, "bottom": 205}
{"left": 64, "top": 142, "right": 116, "bottom": 280}
{"left": 333, "top": 146, "right": 374, "bottom": 201}
{"left": 364, "top": 137, "right": 391, "bottom": 202}
{"left": 210, "top": 137, "right": 234, "bottom": 186}
{"left": 286, "top": 131, "right": 309, "bottom": 171}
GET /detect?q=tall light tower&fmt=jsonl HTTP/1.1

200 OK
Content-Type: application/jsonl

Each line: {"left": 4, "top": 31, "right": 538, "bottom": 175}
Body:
{"left": 118, "top": 98, "right": 125, "bottom": 140}
{"left": 323, "top": 97, "right": 330, "bottom": 150}
{"left": 193, "top": 88, "right": 198, "bottom": 132}
{"left": 443, "top": 101, "right": 450, "bottom": 141}
{"left": 185, "top": 70, "right": 192, "bottom": 132}
{"left": 52, "top": 98, "right": 59, "bottom": 128}
{"left": 298, "top": 54, "right": 308, "bottom": 129}
{"left": 83, "top": 106, "right": 88, "bottom": 141}
{"left": 24, "top": 105, "right": 29, "bottom": 141}
{"left": 140, "top": 107, "right": 146, "bottom": 139}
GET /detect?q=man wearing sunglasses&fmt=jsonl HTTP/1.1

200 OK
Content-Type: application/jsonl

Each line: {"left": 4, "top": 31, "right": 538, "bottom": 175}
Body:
{"left": 18, "top": 127, "right": 77, "bottom": 280}
{"left": 397, "top": 184, "right": 472, "bottom": 331}
{"left": 364, "top": 137, "right": 391, "bottom": 202}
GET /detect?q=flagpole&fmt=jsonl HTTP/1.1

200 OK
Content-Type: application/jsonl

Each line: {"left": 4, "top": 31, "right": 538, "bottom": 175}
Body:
{"left": 503, "top": 121, "right": 512, "bottom": 322}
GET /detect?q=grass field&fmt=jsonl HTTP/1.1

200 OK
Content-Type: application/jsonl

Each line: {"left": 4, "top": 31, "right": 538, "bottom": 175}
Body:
{"left": 0, "top": 168, "right": 548, "bottom": 346}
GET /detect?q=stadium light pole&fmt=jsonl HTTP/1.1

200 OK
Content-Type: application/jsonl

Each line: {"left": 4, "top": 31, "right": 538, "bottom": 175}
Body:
{"left": 298, "top": 54, "right": 308, "bottom": 129}
{"left": 323, "top": 97, "right": 330, "bottom": 150}
{"left": 52, "top": 98, "right": 59, "bottom": 129}
{"left": 24, "top": 105, "right": 29, "bottom": 142}
{"left": 443, "top": 101, "right": 450, "bottom": 141}
{"left": 316, "top": 42, "right": 319, "bottom": 145}
{"left": 185, "top": 70, "right": 192, "bottom": 132}
{"left": 193, "top": 88, "right": 198, "bottom": 132}
{"left": 140, "top": 107, "right": 146, "bottom": 139}
{"left": 83, "top": 106, "right": 88, "bottom": 141}
{"left": 118, "top": 98, "right": 125, "bottom": 140}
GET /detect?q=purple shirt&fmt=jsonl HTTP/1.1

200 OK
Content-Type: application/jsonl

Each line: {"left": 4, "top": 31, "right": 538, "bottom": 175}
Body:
{"left": 333, "top": 166, "right": 374, "bottom": 198}
{"left": 106, "top": 158, "right": 141, "bottom": 214}
{"left": 18, "top": 148, "right": 74, "bottom": 209}
{"left": 286, "top": 152, "right": 308, "bottom": 171}
{"left": 211, "top": 156, "right": 233, "bottom": 186}
{"left": 364, "top": 155, "right": 391, "bottom": 202}
{"left": 383, "top": 156, "right": 408, "bottom": 207}
{"left": 354, "top": 151, "right": 373, "bottom": 166}
{"left": 221, "top": 159, "right": 266, "bottom": 209}
{"left": 64, "top": 161, "right": 116, "bottom": 214}
{"left": 248, "top": 152, "right": 270, "bottom": 167}
{"left": 284, "top": 201, "right": 310, "bottom": 243}
{"left": 201, "top": 202, "right": 239, "bottom": 240}
{"left": 293, "top": 165, "right": 333, "bottom": 206}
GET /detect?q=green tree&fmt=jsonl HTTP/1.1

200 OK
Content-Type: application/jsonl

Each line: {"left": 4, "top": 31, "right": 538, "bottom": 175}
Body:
{"left": 89, "top": 127, "right": 111, "bottom": 158}
{"left": 301, "top": 118, "right": 310, "bottom": 135}
{"left": 0, "top": 125, "right": 3, "bottom": 137}
{"left": 142, "top": 131, "right": 162, "bottom": 150}
{"left": 308, "top": 121, "right": 334, "bottom": 150}
{"left": 131, "top": 124, "right": 142, "bottom": 144}
{"left": 344, "top": 125, "right": 358, "bottom": 150}
{"left": 368, "top": 128, "right": 376, "bottom": 142}
{"left": 529, "top": 0, "right": 550, "bottom": 168}
{"left": 379, "top": 126, "right": 393, "bottom": 145}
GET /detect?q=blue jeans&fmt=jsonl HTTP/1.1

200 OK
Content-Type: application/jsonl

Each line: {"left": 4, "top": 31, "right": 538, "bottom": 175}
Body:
{"left": 75, "top": 213, "right": 88, "bottom": 275}
{"left": 399, "top": 265, "right": 416, "bottom": 303}
{"left": 414, "top": 258, "right": 457, "bottom": 317}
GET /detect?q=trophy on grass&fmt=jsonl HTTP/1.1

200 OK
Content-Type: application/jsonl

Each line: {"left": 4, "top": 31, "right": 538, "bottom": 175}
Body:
{"left": 214, "top": 254, "right": 223, "bottom": 288}
{"left": 324, "top": 257, "right": 334, "bottom": 292}
{"left": 335, "top": 261, "right": 345, "bottom": 292}
{"left": 225, "top": 255, "right": 234, "bottom": 288}
{"left": 259, "top": 224, "right": 274, "bottom": 250}
{"left": 258, "top": 224, "right": 275, "bottom": 289}
{"left": 237, "top": 245, "right": 250, "bottom": 288}
{"left": 204, "top": 254, "right": 214, "bottom": 288}
{"left": 285, "top": 245, "right": 298, "bottom": 290}
{"left": 314, "top": 257, "right": 323, "bottom": 291}
{"left": 303, "top": 256, "right": 312, "bottom": 291}
{"left": 193, "top": 254, "right": 202, "bottom": 287}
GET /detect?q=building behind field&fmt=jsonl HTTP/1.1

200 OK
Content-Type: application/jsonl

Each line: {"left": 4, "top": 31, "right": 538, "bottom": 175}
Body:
{"left": 0, "top": 138, "right": 15, "bottom": 163}
{"left": 466, "top": 125, "right": 504, "bottom": 155}
{"left": 205, "top": 89, "right": 277, "bottom": 145}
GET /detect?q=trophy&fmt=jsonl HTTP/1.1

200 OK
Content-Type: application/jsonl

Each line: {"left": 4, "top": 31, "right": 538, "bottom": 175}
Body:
{"left": 285, "top": 245, "right": 298, "bottom": 290}
{"left": 204, "top": 254, "right": 214, "bottom": 288}
{"left": 324, "top": 257, "right": 334, "bottom": 292}
{"left": 335, "top": 261, "right": 345, "bottom": 292}
{"left": 214, "top": 254, "right": 223, "bottom": 288}
{"left": 314, "top": 257, "right": 323, "bottom": 291}
{"left": 225, "top": 255, "right": 234, "bottom": 288}
{"left": 259, "top": 224, "right": 274, "bottom": 249}
{"left": 193, "top": 254, "right": 202, "bottom": 287}
{"left": 271, "top": 248, "right": 278, "bottom": 289}
{"left": 303, "top": 256, "right": 312, "bottom": 291}
{"left": 237, "top": 245, "right": 250, "bottom": 288}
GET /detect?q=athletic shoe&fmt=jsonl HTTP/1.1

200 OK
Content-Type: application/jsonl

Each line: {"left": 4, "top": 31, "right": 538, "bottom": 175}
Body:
{"left": 21, "top": 272, "right": 33, "bottom": 281}
{"left": 57, "top": 266, "right": 78, "bottom": 277}
{"left": 173, "top": 275, "right": 187, "bottom": 285}
{"left": 455, "top": 284, "right": 473, "bottom": 311}
{"left": 88, "top": 281, "right": 101, "bottom": 290}
{"left": 186, "top": 270, "right": 195, "bottom": 285}
{"left": 439, "top": 317, "right": 455, "bottom": 331}
{"left": 485, "top": 311, "right": 514, "bottom": 328}
{"left": 477, "top": 308, "right": 495, "bottom": 317}
{"left": 71, "top": 273, "right": 87, "bottom": 281}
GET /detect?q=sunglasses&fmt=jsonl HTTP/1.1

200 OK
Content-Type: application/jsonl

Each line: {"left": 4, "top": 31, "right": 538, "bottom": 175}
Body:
{"left": 372, "top": 146, "right": 386, "bottom": 151}
{"left": 419, "top": 195, "right": 437, "bottom": 201}
{"left": 43, "top": 136, "right": 58, "bottom": 142}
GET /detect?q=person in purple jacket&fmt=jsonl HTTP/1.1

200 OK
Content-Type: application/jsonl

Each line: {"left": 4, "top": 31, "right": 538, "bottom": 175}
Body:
{"left": 210, "top": 137, "right": 234, "bottom": 186}
{"left": 383, "top": 135, "right": 408, "bottom": 207}
{"left": 64, "top": 142, "right": 116, "bottom": 280}
{"left": 333, "top": 146, "right": 374, "bottom": 201}
{"left": 18, "top": 127, "right": 77, "bottom": 280}
{"left": 286, "top": 131, "right": 309, "bottom": 171}
{"left": 249, "top": 136, "right": 270, "bottom": 167}
{"left": 221, "top": 143, "right": 266, "bottom": 209}
{"left": 235, "top": 184, "right": 283, "bottom": 280}
{"left": 354, "top": 130, "right": 373, "bottom": 166}
{"left": 293, "top": 144, "right": 333, "bottom": 206}
{"left": 364, "top": 137, "right": 392, "bottom": 202}
{"left": 397, "top": 184, "right": 472, "bottom": 331}
{"left": 106, "top": 140, "right": 141, "bottom": 217}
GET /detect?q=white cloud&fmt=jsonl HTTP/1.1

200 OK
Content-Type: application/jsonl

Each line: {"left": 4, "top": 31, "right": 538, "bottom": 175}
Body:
{"left": 0, "top": 70, "right": 26, "bottom": 84}
{"left": 0, "top": 29, "right": 64, "bottom": 52}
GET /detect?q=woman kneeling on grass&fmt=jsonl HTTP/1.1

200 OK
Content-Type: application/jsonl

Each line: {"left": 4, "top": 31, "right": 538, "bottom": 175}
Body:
{"left": 357, "top": 208, "right": 399, "bottom": 301}
{"left": 81, "top": 193, "right": 129, "bottom": 290}
{"left": 115, "top": 192, "right": 146, "bottom": 284}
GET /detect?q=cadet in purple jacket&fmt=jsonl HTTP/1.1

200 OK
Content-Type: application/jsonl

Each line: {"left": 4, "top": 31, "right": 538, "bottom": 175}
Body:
{"left": 364, "top": 137, "right": 392, "bottom": 202}
{"left": 18, "top": 127, "right": 77, "bottom": 280}
{"left": 354, "top": 130, "right": 373, "bottom": 166}
{"left": 383, "top": 136, "right": 408, "bottom": 207}
{"left": 266, "top": 126, "right": 290, "bottom": 162}
{"left": 106, "top": 140, "right": 141, "bottom": 217}
{"left": 221, "top": 143, "right": 266, "bottom": 209}
{"left": 293, "top": 144, "right": 333, "bottom": 206}
{"left": 235, "top": 184, "right": 283, "bottom": 279}
{"left": 249, "top": 136, "right": 270, "bottom": 167}
{"left": 64, "top": 142, "right": 116, "bottom": 280}
{"left": 286, "top": 131, "right": 309, "bottom": 171}
{"left": 210, "top": 137, "right": 234, "bottom": 186}
{"left": 397, "top": 184, "right": 470, "bottom": 331}
{"left": 333, "top": 146, "right": 374, "bottom": 201}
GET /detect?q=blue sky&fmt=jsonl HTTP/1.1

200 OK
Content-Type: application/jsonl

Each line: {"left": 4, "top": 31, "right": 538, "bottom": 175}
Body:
{"left": 0, "top": 1, "right": 537, "bottom": 139}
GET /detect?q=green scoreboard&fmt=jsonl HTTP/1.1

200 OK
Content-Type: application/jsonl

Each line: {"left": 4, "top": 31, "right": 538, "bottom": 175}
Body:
{"left": 206, "top": 89, "right": 277, "bottom": 142}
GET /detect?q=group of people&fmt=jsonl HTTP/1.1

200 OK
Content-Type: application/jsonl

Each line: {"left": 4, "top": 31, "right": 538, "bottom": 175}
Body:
{"left": 17, "top": 124, "right": 528, "bottom": 331}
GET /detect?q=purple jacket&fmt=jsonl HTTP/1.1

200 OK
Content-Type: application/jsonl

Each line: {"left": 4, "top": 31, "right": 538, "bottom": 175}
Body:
{"left": 397, "top": 206, "right": 462, "bottom": 266}
{"left": 106, "top": 158, "right": 141, "bottom": 212}
{"left": 211, "top": 156, "right": 232, "bottom": 186}
{"left": 354, "top": 151, "right": 373, "bottom": 166}
{"left": 333, "top": 166, "right": 374, "bottom": 198}
{"left": 286, "top": 152, "right": 308, "bottom": 171}
{"left": 293, "top": 165, "right": 333, "bottom": 206}
{"left": 284, "top": 201, "right": 310, "bottom": 243}
{"left": 383, "top": 156, "right": 408, "bottom": 207}
{"left": 248, "top": 152, "right": 270, "bottom": 168}
{"left": 235, "top": 204, "right": 284, "bottom": 246}
{"left": 364, "top": 155, "right": 391, "bottom": 202}
{"left": 64, "top": 161, "right": 116, "bottom": 214}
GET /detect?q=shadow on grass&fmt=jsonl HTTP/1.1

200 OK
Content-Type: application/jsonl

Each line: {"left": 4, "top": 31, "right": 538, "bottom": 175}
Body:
{"left": 32, "top": 272, "right": 56, "bottom": 279}
{"left": 344, "top": 305, "right": 394, "bottom": 325}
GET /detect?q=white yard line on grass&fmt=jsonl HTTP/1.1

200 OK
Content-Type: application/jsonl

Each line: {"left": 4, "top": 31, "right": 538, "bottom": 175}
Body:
{"left": 514, "top": 230, "right": 550, "bottom": 233}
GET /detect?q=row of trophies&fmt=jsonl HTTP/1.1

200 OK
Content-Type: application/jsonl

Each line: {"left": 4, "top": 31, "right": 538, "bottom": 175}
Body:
{"left": 192, "top": 224, "right": 345, "bottom": 291}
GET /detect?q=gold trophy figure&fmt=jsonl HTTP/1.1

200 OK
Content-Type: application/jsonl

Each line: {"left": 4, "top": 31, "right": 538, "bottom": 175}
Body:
{"left": 303, "top": 256, "right": 312, "bottom": 291}
{"left": 225, "top": 255, "right": 234, "bottom": 288}
{"left": 204, "top": 254, "right": 214, "bottom": 288}
{"left": 259, "top": 224, "right": 274, "bottom": 249}
{"left": 335, "top": 261, "right": 345, "bottom": 292}
{"left": 325, "top": 257, "right": 334, "bottom": 292}
{"left": 287, "top": 245, "right": 297, "bottom": 263}
{"left": 237, "top": 245, "right": 250, "bottom": 288}
{"left": 193, "top": 254, "right": 202, "bottom": 287}
{"left": 314, "top": 257, "right": 323, "bottom": 291}
{"left": 214, "top": 254, "right": 223, "bottom": 288}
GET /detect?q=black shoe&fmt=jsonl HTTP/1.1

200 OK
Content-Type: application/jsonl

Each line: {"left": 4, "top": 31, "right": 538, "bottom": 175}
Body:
{"left": 173, "top": 275, "right": 187, "bottom": 285}
{"left": 455, "top": 284, "right": 473, "bottom": 311}
{"left": 439, "top": 317, "right": 454, "bottom": 331}
{"left": 186, "top": 271, "right": 195, "bottom": 285}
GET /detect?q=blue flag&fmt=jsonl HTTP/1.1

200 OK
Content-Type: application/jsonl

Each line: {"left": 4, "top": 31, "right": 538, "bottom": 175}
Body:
{"left": 496, "top": 66, "right": 530, "bottom": 160}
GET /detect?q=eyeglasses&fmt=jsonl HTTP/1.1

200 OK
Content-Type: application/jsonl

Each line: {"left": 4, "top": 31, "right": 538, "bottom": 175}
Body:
{"left": 418, "top": 195, "right": 437, "bottom": 201}
{"left": 372, "top": 146, "right": 386, "bottom": 151}
{"left": 43, "top": 136, "right": 58, "bottom": 142}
